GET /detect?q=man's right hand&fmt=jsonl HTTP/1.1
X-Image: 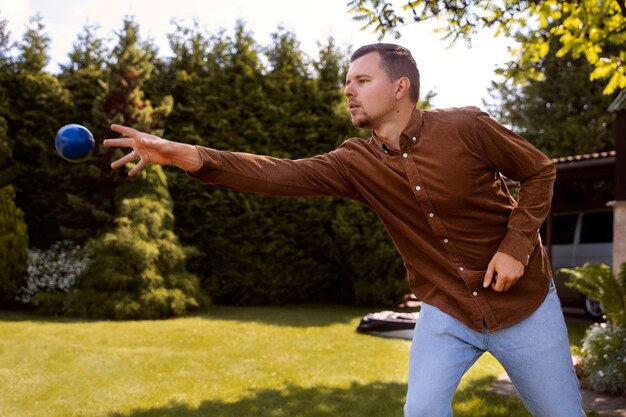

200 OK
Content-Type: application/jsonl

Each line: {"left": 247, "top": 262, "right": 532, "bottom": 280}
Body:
{"left": 103, "top": 124, "right": 202, "bottom": 176}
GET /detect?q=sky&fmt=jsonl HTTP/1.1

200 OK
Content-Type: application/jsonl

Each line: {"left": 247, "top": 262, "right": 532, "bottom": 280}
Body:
{"left": 0, "top": 0, "right": 516, "bottom": 108}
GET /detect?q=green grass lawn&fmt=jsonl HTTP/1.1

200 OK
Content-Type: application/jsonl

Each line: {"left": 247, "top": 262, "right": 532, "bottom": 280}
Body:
{"left": 0, "top": 306, "right": 590, "bottom": 417}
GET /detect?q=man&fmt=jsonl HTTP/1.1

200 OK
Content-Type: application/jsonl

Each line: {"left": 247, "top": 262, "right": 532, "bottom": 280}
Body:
{"left": 105, "top": 43, "right": 586, "bottom": 417}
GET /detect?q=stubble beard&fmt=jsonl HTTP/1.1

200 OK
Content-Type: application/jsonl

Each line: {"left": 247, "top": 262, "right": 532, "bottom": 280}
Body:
{"left": 351, "top": 111, "right": 374, "bottom": 129}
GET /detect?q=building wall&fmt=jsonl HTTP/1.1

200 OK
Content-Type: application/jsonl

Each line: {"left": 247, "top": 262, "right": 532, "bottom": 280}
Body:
{"left": 613, "top": 201, "right": 626, "bottom": 271}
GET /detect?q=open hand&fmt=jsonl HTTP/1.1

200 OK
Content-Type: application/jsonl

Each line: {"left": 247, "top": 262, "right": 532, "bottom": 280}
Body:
{"left": 103, "top": 124, "right": 185, "bottom": 176}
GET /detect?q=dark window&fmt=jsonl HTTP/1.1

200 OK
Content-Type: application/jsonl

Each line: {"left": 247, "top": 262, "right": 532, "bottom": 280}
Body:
{"left": 551, "top": 214, "right": 578, "bottom": 244}
{"left": 554, "top": 179, "right": 614, "bottom": 208}
{"left": 580, "top": 212, "right": 613, "bottom": 243}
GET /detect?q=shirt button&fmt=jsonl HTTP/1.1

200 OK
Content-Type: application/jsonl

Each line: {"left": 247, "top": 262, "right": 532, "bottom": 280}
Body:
{"left": 459, "top": 267, "right": 464, "bottom": 272}
{"left": 428, "top": 213, "right": 434, "bottom": 218}
{"left": 443, "top": 238, "right": 449, "bottom": 243}
{"left": 402, "top": 153, "right": 408, "bottom": 158}
{"left": 472, "top": 291, "right": 478, "bottom": 296}
{"left": 415, "top": 186, "right": 421, "bottom": 191}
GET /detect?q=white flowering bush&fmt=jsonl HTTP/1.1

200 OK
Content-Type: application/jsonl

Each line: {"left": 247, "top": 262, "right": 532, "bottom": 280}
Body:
{"left": 562, "top": 262, "right": 626, "bottom": 395}
{"left": 15, "top": 240, "right": 91, "bottom": 305}
{"left": 578, "top": 323, "right": 626, "bottom": 395}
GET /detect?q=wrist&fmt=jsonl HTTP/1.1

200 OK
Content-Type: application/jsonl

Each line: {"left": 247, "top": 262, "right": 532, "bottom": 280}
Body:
{"left": 172, "top": 143, "right": 203, "bottom": 172}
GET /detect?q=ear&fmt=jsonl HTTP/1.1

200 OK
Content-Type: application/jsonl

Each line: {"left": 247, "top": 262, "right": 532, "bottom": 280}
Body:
{"left": 395, "top": 77, "right": 411, "bottom": 100}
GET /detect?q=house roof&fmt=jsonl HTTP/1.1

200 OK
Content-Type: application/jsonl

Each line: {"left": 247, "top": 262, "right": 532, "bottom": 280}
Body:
{"left": 505, "top": 150, "right": 615, "bottom": 187}
{"left": 553, "top": 150, "right": 616, "bottom": 170}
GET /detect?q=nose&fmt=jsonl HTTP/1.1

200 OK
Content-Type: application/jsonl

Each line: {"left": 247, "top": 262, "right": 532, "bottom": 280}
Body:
{"left": 343, "top": 83, "right": 354, "bottom": 98}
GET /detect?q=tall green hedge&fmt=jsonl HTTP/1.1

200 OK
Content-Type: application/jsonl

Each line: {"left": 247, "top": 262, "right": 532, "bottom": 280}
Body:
{"left": 0, "top": 185, "right": 28, "bottom": 305}
{"left": 2, "top": 17, "right": 410, "bottom": 310}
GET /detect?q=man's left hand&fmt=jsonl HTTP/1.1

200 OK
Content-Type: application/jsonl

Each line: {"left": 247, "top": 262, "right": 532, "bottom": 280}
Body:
{"left": 483, "top": 252, "right": 525, "bottom": 292}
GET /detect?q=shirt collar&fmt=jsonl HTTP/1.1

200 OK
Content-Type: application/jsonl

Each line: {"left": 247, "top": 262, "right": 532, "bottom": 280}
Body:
{"left": 402, "top": 107, "right": 423, "bottom": 141}
{"left": 372, "top": 107, "right": 424, "bottom": 154}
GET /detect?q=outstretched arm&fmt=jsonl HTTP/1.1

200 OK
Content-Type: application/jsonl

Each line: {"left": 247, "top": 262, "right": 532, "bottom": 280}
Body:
{"left": 104, "top": 124, "right": 203, "bottom": 176}
{"left": 104, "top": 124, "right": 360, "bottom": 200}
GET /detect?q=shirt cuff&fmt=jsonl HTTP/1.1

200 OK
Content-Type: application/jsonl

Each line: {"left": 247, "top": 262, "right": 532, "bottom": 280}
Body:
{"left": 186, "top": 165, "right": 211, "bottom": 180}
{"left": 497, "top": 230, "right": 536, "bottom": 266}
{"left": 185, "top": 145, "right": 214, "bottom": 179}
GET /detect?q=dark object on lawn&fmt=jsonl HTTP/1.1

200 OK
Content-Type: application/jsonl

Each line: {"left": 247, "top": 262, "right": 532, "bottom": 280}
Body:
{"left": 356, "top": 311, "right": 419, "bottom": 340}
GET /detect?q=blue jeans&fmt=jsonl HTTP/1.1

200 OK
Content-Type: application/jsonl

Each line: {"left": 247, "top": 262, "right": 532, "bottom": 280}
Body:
{"left": 404, "top": 280, "right": 586, "bottom": 417}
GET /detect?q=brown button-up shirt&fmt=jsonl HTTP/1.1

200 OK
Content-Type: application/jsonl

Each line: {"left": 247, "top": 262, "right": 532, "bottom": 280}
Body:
{"left": 189, "top": 106, "right": 556, "bottom": 331}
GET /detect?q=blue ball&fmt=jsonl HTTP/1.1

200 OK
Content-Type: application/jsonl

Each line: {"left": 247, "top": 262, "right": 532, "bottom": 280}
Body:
{"left": 55, "top": 124, "right": 95, "bottom": 163}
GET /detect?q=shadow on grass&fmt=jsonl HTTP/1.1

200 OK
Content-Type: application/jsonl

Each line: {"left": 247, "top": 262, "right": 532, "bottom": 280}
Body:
{"left": 108, "top": 377, "right": 532, "bottom": 417}
{"left": 453, "top": 375, "right": 532, "bottom": 417}
{"left": 108, "top": 382, "right": 405, "bottom": 417}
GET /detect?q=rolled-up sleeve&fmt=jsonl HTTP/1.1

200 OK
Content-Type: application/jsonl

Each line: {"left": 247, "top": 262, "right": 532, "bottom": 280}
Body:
{"left": 186, "top": 140, "right": 360, "bottom": 200}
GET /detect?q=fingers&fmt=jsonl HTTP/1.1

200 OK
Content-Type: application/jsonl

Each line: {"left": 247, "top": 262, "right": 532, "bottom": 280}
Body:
{"left": 104, "top": 124, "right": 151, "bottom": 176}
{"left": 491, "top": 275, "right": 509, "bottom": 292}
{"left": 103, "top": 138, "right": 134, "bottom": 148}
{"left": 110, "top": 150, "right": 145, "bottom": 176}
{"left": 105, "top": 124, "right": 141, "bottom": 171}
{"left": 128, "top": 158, "right": 147, "bottom": 176}
{"left": 104, "top": 125, "right": 140, "bottom": 148}
{"left": 484, "top": 261, "right": 513, "bottom": 292}
{"left": 483, "top": 261, "right": 495, "bottom": 288}
{"left": 111, "top": 124, "right": 140, "bottom": 137}
{"left": 111, "top": 150, "right": 138, "bottom": 170}
{"left": 484, "top": 252, "right": 524, "bottom": 292}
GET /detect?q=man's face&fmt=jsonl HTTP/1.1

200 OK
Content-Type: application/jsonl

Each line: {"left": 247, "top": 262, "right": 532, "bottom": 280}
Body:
{"left": 344, "top": 52, "right": 398, "bottom": 129}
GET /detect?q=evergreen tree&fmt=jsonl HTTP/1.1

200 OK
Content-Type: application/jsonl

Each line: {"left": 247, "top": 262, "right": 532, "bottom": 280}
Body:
{"left": 0, "top": 18, "right": 28, "bottom": 305}
{"left": 486, "top": 36, "right": 616, "bottom": 157}
{"left": 146, "top": 21, "right": 223, "bottom": 300}
{"left": 61, "top": 164, "right": 206, "bottom": 318}
{"left": 93, "top": 18, "right": 172, "bottom": 131}
{"left": 0, "top": 17, "right": 15, "bottom": 187}
{"left": 262, "top": 28, "right": 314, "bottom": 156}
{"left": 328, "top": 200, "right": 407, "bottom": 305}
{"left": 312, "top": 38, "right": 364, "bottom": 146}
{"left": 7, "top": 15, "right": 72, "bottom": 247}
{"left": 56, "top": 24, "right": 110, "bottom": 243}
{"left": 59, "top": 24, "right": 108, "bottom": 126}
{"left": 212, "top": 20, "right": 268, "bottom": 152}
{"left": 162, "top": 25, "right": 408, "bottom": 305}
{"left": 290, "top": 39, "right": 407, "bottom": 305}
{"left": 0, "top": 185, "right": 28, "bottom": 305}
{"left": 147, "top": 20, "right": 215, "bottom": 146}
{"left": 15, "top": 15, "right": 48, "bottom": 73}
{"left": 61, "top": 17, "right": 205, "bottom": 319}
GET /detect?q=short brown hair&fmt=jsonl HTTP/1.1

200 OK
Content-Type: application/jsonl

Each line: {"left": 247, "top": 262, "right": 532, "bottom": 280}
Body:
{"left": 350, "top": 43, "right": 420, "bottom": 103}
